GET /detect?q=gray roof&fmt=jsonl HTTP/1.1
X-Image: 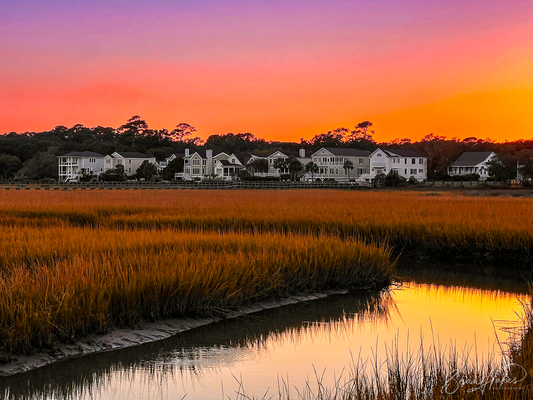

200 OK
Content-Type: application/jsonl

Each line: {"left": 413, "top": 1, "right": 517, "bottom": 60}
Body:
{"left": 324, "top": 148, "right": 372, "bottom": 157}
{"left": 115, "top": 152, "right": 151, "bottom": 158}
{"left": 233, "top": 152, "right": 252, "bottom": 165}
{"left": 382, "top": 148, "right": 425, "bottom": 158}
{"left": 219, "top": 160, "right": 243, "bottom": 167}
{"left": 59, "top": 151, "right": 104, "bottom": 158}
{"left": 451, "top": 152, "right": 494, "bottom": 167}
{"left": 188, "top": 150, "right": 224, "bottom": 159}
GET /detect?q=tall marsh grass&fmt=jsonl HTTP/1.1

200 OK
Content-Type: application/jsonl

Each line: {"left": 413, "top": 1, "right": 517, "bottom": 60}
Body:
{"left": 1, "top": 189, "right": 531, "bottom": 357}
{"left": 1, "top": 190, "right": 532, "bottom": 265}
{"left": 0, "top": 227, "right": 394, "bottom": 354}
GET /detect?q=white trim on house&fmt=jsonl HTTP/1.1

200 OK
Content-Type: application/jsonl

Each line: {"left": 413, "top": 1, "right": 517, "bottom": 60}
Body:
{"left": 307, "top": 148, "right": 371, "bottom": 181}
{"left": 365, "top": 148, "right": 428, "bottom": 181}
{"left": 448, "top": 152, "right": 496, "bottom": 181}
{"left": 103, "top": 152, "right": 156, "bottom": 176}
{"left": 57, "top": 152, "right": 105, "bottom": 182}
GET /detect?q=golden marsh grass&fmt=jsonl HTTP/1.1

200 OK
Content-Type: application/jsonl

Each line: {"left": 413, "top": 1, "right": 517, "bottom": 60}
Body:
{"left": 1, "top": 190, "right": 532, "bottom": 264}
{"left": 0, "top": 226, "right": 393, "bottom": 354}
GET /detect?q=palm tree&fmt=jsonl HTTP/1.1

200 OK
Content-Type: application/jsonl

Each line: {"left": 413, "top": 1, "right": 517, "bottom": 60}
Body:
{"left": 305, "top": 161, "right": 319, "bottom": 181}
{"left": 343, "top": 160, "right": 354, "bottom": 180}
{"left": 273, "top": 158, "right": 287, "bottom": 181}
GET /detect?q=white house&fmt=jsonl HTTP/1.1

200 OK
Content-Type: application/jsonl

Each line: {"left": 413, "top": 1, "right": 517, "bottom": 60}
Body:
{"left": 448, "top": 152, "right": 496, "bottom": 181}
{"left": 308, "top": 148, "right": 371, "bottom": 181}
{"left": 267, "top": 149, "right": 310, "bottom": 177}
{"left": 57, "top": 151, "right": 105, "bottom": 182}
{"left": 103, "top": 152, "right": 156, "bottom": 176}
{"left": 367, "top": 148, "right": 428, "bottom": 181}
{"left": 156, "top": 154, "right": 177, "bottom": 172}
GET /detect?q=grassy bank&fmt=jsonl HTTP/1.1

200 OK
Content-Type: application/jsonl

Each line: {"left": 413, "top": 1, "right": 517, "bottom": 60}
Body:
{"left": 0, "top": 227, "right": 394, "bottom": 355}
{"left": 1, "top": 190, "right": 532, "bottom": 267}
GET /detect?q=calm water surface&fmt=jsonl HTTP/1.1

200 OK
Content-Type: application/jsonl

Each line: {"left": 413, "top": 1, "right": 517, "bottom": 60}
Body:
{"left": 2, "top": 280, "right": 529, "bottom": 400}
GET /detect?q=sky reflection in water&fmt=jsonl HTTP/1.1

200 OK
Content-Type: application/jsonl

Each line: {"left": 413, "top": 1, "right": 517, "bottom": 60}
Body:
{"left": 1, "top": 282, "right": 529, "bottom": 400}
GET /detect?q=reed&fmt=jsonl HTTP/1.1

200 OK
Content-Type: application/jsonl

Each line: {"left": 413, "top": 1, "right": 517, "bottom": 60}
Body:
{"left": 1, "top": 190, "right": 532, "bottom": 266}
{"left": 0, "top": 227, "right": 394, "bottom": 354}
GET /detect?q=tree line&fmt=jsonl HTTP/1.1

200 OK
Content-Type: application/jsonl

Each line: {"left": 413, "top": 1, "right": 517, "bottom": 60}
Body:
{"left": 1, "top": 116, "right": 532, "bottom": 181}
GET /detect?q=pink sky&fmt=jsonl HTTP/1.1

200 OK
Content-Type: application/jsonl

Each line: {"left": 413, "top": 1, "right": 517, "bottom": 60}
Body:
{"left": 1, "top": 0, "right": 532, "bottom": 142}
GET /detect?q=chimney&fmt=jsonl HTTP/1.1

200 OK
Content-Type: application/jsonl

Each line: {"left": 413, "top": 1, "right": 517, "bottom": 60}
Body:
{"left": 185, "top": 148, "right": 190, "bottom": 157}
{"left": 299, "top": 148, "right": 305, "bottom": 158}
{"left": 206, "top": 149, "right": 213, "bottom": 175}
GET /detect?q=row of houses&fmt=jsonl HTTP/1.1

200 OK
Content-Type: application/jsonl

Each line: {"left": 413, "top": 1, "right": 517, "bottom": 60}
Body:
{"left": 57, "top": 148, "right": 497, "bottom": 183}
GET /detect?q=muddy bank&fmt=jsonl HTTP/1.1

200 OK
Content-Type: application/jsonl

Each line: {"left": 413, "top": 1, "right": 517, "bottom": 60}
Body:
{"left": 0, "top": 290, "right": 350, "bottom": 376}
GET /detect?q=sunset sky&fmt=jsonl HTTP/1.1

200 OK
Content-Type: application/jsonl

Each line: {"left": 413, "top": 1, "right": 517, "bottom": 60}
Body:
{"left": 1, "top": 0, "right": 532, "bottom": 142}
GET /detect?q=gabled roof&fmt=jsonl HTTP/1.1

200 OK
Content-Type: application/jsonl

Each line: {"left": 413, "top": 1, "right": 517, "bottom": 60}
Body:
{"left": 114, "top": 152, "right": 151, "bottom": 158}
{"left": 451, "top": 152, "right": 495, "bottom": 167}
{"left": 188, "top": 150, "right": 225, "bottom": 159}
{"left": 267, "top": 150, "right": 302, "bottom": 158}
{"left": 323, "top": 148, "right": 371, "bottom": 157}
{"left": 382, "top": 148, "right": 425, "bottom": 158}
{"left": 232, "top": 152, "right": 252, "bottom": 165}
{"left": 219, "top": 160, "right": 243, "bottom": 167}
{"left": 59, "top": 151, "right": 105, "bottom": 158}
{"left": 189, "top": 150, "right": 206, "bottom": 158}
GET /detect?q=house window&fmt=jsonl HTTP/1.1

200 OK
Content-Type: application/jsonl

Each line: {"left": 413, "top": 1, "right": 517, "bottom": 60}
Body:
{"left": 405, "top": 169, "right": 407, "bottom": 174}
{"left": 419, "top": 159, "right": 424, "bottom": 164}
{"left": 377, "top": 154, "right": 382, "bottom": 157}
{"left": 359, "top": 158, "right": 364, "bottom": 164}
{"left": 202, "top": 160, "right": 207, "bottom": 165}
{"left": 419, "top": 169, "right": 423, "bottom": 173}
{"left": 192, "top": 168, "right": 200, "bottom": 175}
{"left": 128, "top": 168, "right": 131, "bottom": 173}
{"left": 404, "top": 159, "right": 407, "bottom": 164}
{"left": 202, "top": 167, "right": 206, "bottom": 174}
{"left": 410, "top": 169, "right": 417, "bottom": 175}
{"left": 412, "top": 158, "right": 416, "bottom": 164}
{"left": 185, "top": 159, "right": 189, "bottom": 164}
{"left": 129, "top": 159, "right": 132, "bottom": 164}
{"left": 117, "top": 159, "right": 122, "bottom": 164}
{"left": 192, "top": 159, "right": 200, "bottom": 166}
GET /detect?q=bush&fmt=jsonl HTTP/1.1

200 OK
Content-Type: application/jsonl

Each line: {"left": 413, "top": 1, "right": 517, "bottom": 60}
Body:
{"left": 376, "top": 170, "right": 407, "bottom": 187}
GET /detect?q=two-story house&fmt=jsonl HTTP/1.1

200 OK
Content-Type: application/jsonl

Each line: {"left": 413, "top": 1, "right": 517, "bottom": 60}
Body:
{"left": 367, "top": 148, "right": 428, "bottom": 181}
{"left": 307, "top": 148, "right": 371, "bottom": 181}
{"left": 103, "top": 152, "right": 156, "bottom": 176}
{"left": 57, "top": 151, "right": 105, "bottom": 182}
{"left": 267, "top": 149, "right": 310, "bottom": 177}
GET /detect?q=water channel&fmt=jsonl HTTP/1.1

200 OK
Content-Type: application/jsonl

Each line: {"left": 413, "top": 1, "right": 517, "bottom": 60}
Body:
{"left": 1, "top": 270, "right": 530, "bottom": 400}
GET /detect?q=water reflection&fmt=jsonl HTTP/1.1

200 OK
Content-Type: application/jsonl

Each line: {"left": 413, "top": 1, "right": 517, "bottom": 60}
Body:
{"left": 1, "top": 282, "right": 529, "bottom": 400}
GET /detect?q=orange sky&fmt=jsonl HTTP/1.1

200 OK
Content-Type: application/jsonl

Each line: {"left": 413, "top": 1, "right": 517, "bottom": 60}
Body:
{"left": 1, "top": 1, "right": 532, "bottom": 142}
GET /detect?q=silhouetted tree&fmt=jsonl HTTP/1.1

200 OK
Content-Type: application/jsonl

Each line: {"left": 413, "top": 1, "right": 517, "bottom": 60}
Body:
{"left": 343, "top": 159, "right": 354, "bottom": 180}
{"left": 117, "top": 116, "right": 149, "bottom": 147}
{"left": 161, "top": 157, "right": 184, "bottom": 180}
{"left": 0, "top": 154, "right": 22, "bottom": 179}
{"left": 287, "top": 156, "right": 303, "bottom": 181}
{"left": 305, "top": 161, "right": 319, "bottom": 180}
{"left": 136, "top": 160, "right": 158, "bottom": 181}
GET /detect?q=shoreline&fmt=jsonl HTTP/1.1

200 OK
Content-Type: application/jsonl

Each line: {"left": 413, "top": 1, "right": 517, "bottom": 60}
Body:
{"left": 0, "top": 289, "right": 351, "bottom": 377}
